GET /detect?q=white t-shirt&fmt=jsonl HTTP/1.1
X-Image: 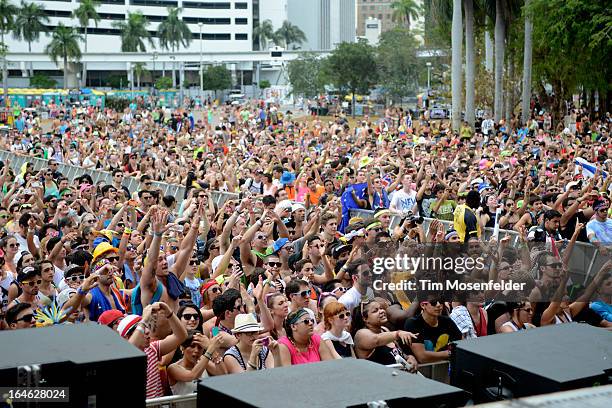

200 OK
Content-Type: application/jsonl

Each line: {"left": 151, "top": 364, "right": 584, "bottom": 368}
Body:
{"left": 390, "top": 190, "right": 418, "bottom": 215}
{"left": 339, "top": 286, "right": 374, "bottom": 313}
{"left": 482, "top": 119, "right": 495, "bottom": 135}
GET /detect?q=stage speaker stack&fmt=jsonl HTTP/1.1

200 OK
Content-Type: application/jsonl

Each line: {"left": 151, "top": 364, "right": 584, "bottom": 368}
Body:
{"left": 451, "top": 323, "right": 612, "bottom": 404}
{"left": 0, "top": 323, "right": 146, "bottom": 408}
{"left": 198, "top": 358, "right": 467, "bottom": 408}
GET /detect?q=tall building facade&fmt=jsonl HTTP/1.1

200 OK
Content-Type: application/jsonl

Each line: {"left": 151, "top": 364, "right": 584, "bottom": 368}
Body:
{"left": 287, "top": 0, "right": 355, "bottom": 51}
{"left": 356, "top": 0, "right": 397, "bottom": 36}
{"left": 5, "top": 0, "right": 255, "bottom": 54}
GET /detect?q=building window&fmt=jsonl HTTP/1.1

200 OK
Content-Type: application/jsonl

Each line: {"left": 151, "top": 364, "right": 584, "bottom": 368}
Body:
{"left": 235, "top": 2, "right": 248, "bottom": 9}
{"left": 130, "top": 0, "right": 179, "bottom": 7}
{"left": 378, "top": 14, "right": 383, "bottom": 20}
{"left": 182, "top": 17, "right": 231, "bottom": 24}
{"left": 191, "top": 33, "right": 231, "bottom": 40}
{"left": 235, "top": 18, "right": 248, "bottom": 25}
{"left": 43, "top": 10, "right": 72, "bottom": 17}
{"left": 369, "top": 5, "right": 374, "bottom": 10}
{"left": 85, "top": 0, "right": 124, "bottom": 4}
{"left": 235, "top": 33, "right": 248, "bottom": 40}
{"left": 183, "top": 1, "right": 231, "bottom": 9}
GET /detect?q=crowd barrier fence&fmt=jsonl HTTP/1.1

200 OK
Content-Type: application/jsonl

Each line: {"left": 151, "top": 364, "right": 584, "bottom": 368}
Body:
{"left": 348, "top": 208, "right": 603, "bottom": 285}
{"left": 144, "top": 361, "right": 450, "bottom": 408}
{"left": 0, "top": 149, "right": 603, "bottom": 284}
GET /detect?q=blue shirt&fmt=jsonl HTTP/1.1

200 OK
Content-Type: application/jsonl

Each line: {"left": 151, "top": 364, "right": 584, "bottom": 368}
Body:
{"left": 586, "top": 219, "right": 612, "bottom": 244}
{"left": 590, "top": 301, "right": 612, "bottom": 322}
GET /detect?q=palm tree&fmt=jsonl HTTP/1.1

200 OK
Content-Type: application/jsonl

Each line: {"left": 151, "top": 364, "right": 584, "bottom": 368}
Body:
{"left": 273, "top": 21, "right": 306, "bottom": 49}
{"left": 521, "top": 0, "right": 533, "bottom": 125}
{"left": 0, "top": 0, "right": 18, "bottom": 107}
{"left": 464, "top": 0, "right": 475, "bottom": 128}
{"left": 14, "top": 1, "right": 49, "bottom": 77}
{"left": 451, "top": 0, "right": 462, "bottom": 131}
{"left": 391, "top": 0, "right": 421, "bottom": 30}
{"left": 133, "top": 62, "right": 148, "bottom": 89}
{"left": 45, "top": 24, "right": 82, "bottom": 89}
{"left": 72, "top": 0, "right": 100, "bottom": 88}
{"left": 493, "top": 0, "right": 505, "bottom": 122}
{"left": 112, "top": 11, "right": 153, "bottom": 53}
{"left": 253, "top": 19, "right": 274, "bottom": 50}
{"left": 158, "top": 7, "right": 191, "bottom": 87}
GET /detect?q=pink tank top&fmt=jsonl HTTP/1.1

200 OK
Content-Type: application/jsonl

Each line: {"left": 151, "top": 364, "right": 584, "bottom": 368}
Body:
{"left": 278, "top": 334, "right": 322, "bottom": 365}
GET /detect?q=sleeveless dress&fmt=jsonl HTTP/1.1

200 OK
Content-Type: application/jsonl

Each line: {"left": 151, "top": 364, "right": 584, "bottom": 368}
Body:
{"left": 277, "top": 334, "right": 322, "bottom": 365}
{"left": 224, "top": 345, "right": 269, "bottom": 370}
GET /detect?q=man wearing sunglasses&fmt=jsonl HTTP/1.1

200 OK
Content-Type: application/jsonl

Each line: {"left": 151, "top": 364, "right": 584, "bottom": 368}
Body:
{"left": 9, "top": 266, "right": 42, "bottom": 311}
{"left": 587, "top": 199, "right": 612, "bottom": 253}
{"left": 404, "top": 293, "right": 461, "bottom": 363}
{"left": 5, "top": 302, "right": 35, "bottom": 330}
{"left": 285, "top": 279, "right": 317, "bottom": 321}
{"left": 338, "top": 259, "right": 375, "bottom": 312}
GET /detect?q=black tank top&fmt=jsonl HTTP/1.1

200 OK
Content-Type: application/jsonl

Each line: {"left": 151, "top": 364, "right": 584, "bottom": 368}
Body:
{"left": 367, "top": 345, "right": 397, "bottom": 366}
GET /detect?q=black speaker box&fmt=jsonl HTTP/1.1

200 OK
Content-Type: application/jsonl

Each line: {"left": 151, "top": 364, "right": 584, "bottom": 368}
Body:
{"left": 0, "top": 323, "right": 146, "bottom": 408}
{"left": 451, "top": 323, "right": 612, "bottom": 403}
{"left": 198, "top": 358, "right": 467, "bottom": 408}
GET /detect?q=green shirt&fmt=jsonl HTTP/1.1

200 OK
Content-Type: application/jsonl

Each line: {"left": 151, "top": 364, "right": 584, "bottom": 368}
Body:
{"left": 432, "top": 199, "right": 457, "bottom": 221}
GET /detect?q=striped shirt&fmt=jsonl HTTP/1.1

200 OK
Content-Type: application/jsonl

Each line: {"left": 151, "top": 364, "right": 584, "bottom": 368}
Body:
{"left": 145, "top": 341, "right": 164, "bottom": 399}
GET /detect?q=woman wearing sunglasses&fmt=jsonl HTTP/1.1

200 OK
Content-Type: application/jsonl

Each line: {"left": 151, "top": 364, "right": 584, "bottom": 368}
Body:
{"left": 38, "top": 260, "right": 58, "bottom": 307}
{"left": 255, "top": 277, "right": 289, "bottom": 340}
{"left": 167, "top": 331, "right": 226, "bottom": 395}
{"left": 1, "top": 235, "right": 20, "bottom": 274}
{"left": 224, "top": 313, "right": 275, "bottom": 373}
{"left": 177, "top": 303, "right": 204, "bottom": 333}
{"left": 276, "top": 308, "right": 335, "bottom": 366}
{"left": 321, "top": 301, "right": 355, "bottom": 358}
{"left": 352, "top": 301, "right": 418, "bottom": 371}
{"left": 500, "top": 300, "right": 536, "bottom": 332}
{"left": 199, "top": 280, "right": 223, "bottom": 323}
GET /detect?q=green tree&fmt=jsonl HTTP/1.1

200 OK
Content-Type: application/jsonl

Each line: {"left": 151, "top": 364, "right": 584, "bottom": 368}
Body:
{"left": 324, "top": 40, "right": 378, "bottom": 117}
{"left": 72, "top": 0, "right": 100, "bottom": 87}
{"left": 202, "top": 65, "right": 232, "bottom": 97}
{"left": 45, "top": 24, "right": 83, "bottom": 89}
{"left": 14, "top": 1, "right": 49, "bottom": 53}
{"left": 158, "top": 7, "right": 191, "bottom": 87}
{"left": 154, "top": 76, "right": 173, "bottom": 90}
{"left": 527, "top": 0, "right": 611, "bottom": 121}
{"left": 391, "top": 0, "right": 421, "bottom": 30}
{"left": 107, "top": 74, "right": 127, "bottom": 89}
{"left": 112, "top": 11, "right": 153, "bottom": 52}
{"left": 253, "top": 19, "right": 275, "bottom": 51}
{"left": 287, "top": 52, "right": 325, "bottom": 98}
{"left": 0, "top": 0, "right": 18, "bottom": 106}
{"left": 133, "top": 62, "right": 148, "bottom": 89}
{"left": 274, "top": 21, "right": 307, "bottom": 49}
{"left": 377, "top": 28, "right": 421, "bottom": 103}
{"left": 29, "top": 73, "right": 56, "bottom": 88}
{"left": 259, "top": 79, "right": 271, "bottom": 89}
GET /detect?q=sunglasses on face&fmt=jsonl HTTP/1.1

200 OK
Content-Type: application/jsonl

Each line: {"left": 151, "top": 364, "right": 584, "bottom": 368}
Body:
{"left": 182, "top": 313, "right": 199, "bottom": 321}
{"left": 16, "top": 313, "right": 35, "bottom": 323}
{"left": 232, "top": 303, "right": 247, "bottom": 312}
{"left": 337, "top": 311, "right": 351, "bottom": 319}
{"left": 127, "top": 245, "right": 136, "bottom": 251}
{"left": 521, "top": 307, "right": 533, "bottom": 313}
{"left": 8, "top": 243, "right": 18, "bottom": 248}
{"left": 256, "top": 235, "right": 267, "bottom": 240}
{"left": 425, "top": 300, "right": 441, "bottom": 307}
{"left": 208, "top": 286, "right": 222, "bottom": 294}
{"left": 68, "top": 274, "right": 85, "bottom": 282}
{"left": 0, "top": 214, "right": 10, "bottom": 219}
{"left": 267, "top": 261, "right": 282, "bottom": 268}
{"left": 545, "top": 262, "right": 562, "bottom": 268}
{"left": 22, "top": 279, "right": 42, "bottom": 287}
{"left": 189, "top": 259, "right": 199, "bottom": 265}
{"left": 293, "top": 289, "right": 311, "bottom": 298}
{"left": 106, "top": 256, "right": 119, "bottom": 262}
{"left": 296, "top": 318, "right": 315, "bottom": 326}
{"left": 332, "top": 286, "right": 348, "bottom": 294}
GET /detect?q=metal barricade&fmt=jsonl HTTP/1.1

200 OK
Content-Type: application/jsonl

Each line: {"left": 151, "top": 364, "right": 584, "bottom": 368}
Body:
{"left": 386, "top": 360, "right": 450, "bottom": 383}
{"left": 145, "top": 394, "right": 197, "bottom": 408}
{"left": 347, "top": 209, "right": 602, "bottom": 283}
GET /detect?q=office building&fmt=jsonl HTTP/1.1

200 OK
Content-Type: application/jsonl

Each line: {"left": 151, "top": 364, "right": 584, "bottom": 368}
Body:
{"left": 287, "top": 0, "right": 355, "bottom": 51}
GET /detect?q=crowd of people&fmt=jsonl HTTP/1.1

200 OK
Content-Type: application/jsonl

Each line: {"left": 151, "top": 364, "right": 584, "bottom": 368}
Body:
{"left": 0, "top": 97, "right": 611, "bottom": 399}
